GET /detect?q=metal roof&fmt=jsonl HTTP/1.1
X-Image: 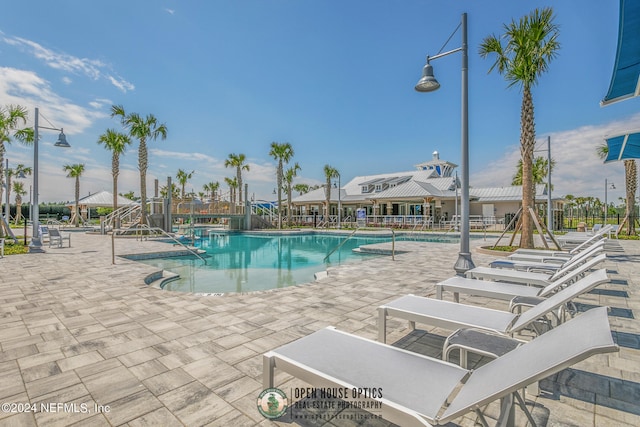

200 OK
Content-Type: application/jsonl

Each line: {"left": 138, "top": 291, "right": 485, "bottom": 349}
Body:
{"left": 470, "top": 185, "right": 547, "bottom": 202}
{"left": 602, "top": 0, "right": 640, "bottom": 105}
{"left": 75, "top": 190, "right": 136, "bottom": 207}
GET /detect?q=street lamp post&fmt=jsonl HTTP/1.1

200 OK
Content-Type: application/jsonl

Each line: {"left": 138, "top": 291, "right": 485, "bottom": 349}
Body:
{"left": 605, "top": 179, "right": 615, "bottom": 225}
{"left": 334, "top": 175, "right": 342, "bottom": 229}
{"left": 415, "top": 12, "right": 474, "bottom": 274}
{"left": 29, "top": 107, "right": 70, "bottom": 253}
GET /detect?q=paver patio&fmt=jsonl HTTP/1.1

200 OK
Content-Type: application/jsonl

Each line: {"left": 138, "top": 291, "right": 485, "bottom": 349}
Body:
{"left": 0, "top": 230, "right": 638, "bottom": 426}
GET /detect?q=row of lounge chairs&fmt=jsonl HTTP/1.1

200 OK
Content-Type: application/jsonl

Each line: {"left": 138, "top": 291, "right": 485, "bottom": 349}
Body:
{"left": 263, "top": 229, "right": 617, "bottom": 426}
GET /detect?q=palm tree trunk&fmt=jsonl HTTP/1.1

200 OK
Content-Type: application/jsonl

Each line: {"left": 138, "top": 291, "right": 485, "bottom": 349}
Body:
{"left": 625, "top": 159, "right": 637, "bottom": 235}
{"left": 520, "top": 87, "right": 535, "bottom": 248}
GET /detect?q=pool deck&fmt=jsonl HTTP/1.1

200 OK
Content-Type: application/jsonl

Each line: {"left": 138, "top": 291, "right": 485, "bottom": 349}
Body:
{"left": 0, "top": 231, "right": 639, "bottom": 426}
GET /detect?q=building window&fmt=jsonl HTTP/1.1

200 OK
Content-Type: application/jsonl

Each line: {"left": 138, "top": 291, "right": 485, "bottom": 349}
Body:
{"left": 375, "top": 184, "right": 382, "bottom": 192}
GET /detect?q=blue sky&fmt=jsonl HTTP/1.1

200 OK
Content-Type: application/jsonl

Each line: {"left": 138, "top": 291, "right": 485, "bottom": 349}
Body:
{"left": 1, "top": 0, "right": 638, "bottom": 204}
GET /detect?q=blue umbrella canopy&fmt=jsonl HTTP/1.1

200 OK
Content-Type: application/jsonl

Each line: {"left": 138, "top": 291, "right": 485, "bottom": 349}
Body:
{"left": 602, "top": 0, "right": 640, "bottom": 106}
{"left": 604, "top": 132, "right": 640, "bottom": 163}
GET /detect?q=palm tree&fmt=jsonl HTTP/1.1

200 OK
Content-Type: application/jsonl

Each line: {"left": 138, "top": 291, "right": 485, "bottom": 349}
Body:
{"left": 176, "top": 169, "right": 194, "bottom": 199}
{"left": 63, "top": 164, "right": 86, "bottom": 227}
{"left": 564, "top": 194, "right": 575, "bottom": 228}
{"left": 293, "top": 183, "right": 310, "bottom": 195}
{"left": 269, "top": 142, "right": 294, "bottom": 229}
{"left": 512, "top": 156, "right": 556, "bottom": 189}
{"left": 480, "top": 7, "right": 560, "bottom": 248}
{"left": 97, "top": 129, "right": 131, "bottom": 214}
{"left": 12, "top": 181, "right": 26, "bottom": 225}
{"left": 224, "top": 153, "right": 249, "bottom": 209}
{"left": 120, "top": 191, "right": 137, "bottom": 201}
{"left": 283, "top": 162, "right": 301, "bottom": 226}
{"left": 5, "top": 164, "right": 32, "bottom": 219}
{"left": 160, "top": 183, "right": 179, "bottom": 199}
{"left": 0, "top": 105, "right": 29, "bottom": 235}
{"left": 203, "top": 181, "right": 220, "bottom": 212}
{"left": 111, "top": 105, "right": 168, "bottom": 225}
{"left": 597, "top": 143, "right": 636, "bottom": 235}
{"left": 224, "top": 177, "right": 238, "bottom": 214}
{"left": 323, "top": 164, "right": 340, "bottom": 220}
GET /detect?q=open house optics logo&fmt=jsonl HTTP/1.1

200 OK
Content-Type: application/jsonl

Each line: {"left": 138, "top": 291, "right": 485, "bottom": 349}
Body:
{"left": 256, "top": 388, "right": 288, "bottom": 419}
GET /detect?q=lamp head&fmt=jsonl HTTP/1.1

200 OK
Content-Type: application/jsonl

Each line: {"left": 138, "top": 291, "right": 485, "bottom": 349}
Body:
{"left": 54, "top": 129, "right": 70, "bottom": 148}
{"left": 415, "top": 60, "right": 440, "bottom": 92}
{"left": 17, "top": 171, "right": 27, "bottom": 179}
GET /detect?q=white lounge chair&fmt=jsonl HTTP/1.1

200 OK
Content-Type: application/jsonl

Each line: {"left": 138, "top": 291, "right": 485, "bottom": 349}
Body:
{"left": 378, "top": 268, "right": 608, "bottom": 344}
{"left": 436, "top": 257, "right": 607, "bottom": 303}
{"left": 489, "top": 240, "right": 605, "bottom": 273}
{"left": 263, "top": 307, "right": 617, "bottom": 427}
{"left": 559, "top": 224, "right": 613, "bottom": 245}
{"left": 48, "top": 228, "right": 71, "bottom": 248}
{"left": 466, "top": 249, "right": 605, "bottom": 287}
{"left": 507, "top": 239, "right": 605, "bottom": 263}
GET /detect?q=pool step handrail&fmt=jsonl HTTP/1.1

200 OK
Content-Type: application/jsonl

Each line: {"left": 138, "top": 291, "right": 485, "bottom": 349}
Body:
{"left": 130, "top": 224, "right": 208, "bottom": 265}
{"left": 323, "top": 228, "right": 395, "bottom": 262}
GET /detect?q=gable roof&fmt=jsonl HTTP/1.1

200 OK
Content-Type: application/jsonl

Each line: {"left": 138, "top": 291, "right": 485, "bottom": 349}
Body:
{"left": 75, "top": 190, "right": 137, "bottom": 207}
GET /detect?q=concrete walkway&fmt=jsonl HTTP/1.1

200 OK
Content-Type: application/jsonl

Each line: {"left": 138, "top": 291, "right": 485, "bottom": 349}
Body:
{"left": 0, "top": 231, "right": 638, "bottom": 426}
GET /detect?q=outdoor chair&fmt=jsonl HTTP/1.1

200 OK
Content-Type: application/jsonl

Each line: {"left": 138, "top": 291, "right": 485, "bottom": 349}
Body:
{"left": 0, "top": 238, "right": 4, "bottom": 258}
{"left": 489, "top": 240, "right": 605, "bottom": 273}
{"left": 513, "top": 229, "right": 606, "bottom": 258}
{"left": 39, "top": 225, "right": 50, "bottom": 243}
{"left": 436, "top": 257, "right": 607, "bottom": 303}
{"left": 559, "top": 224, "right": 613, "bottom": 245}
{"left": 378, "top": 269, "right": 608, "bottom": 344}
{"left": 48, "top": 228, "right": 71, "bottom": 248}
{"left": 507, "top": 238, "right": 605, "bottom": 263}
{"left": 466, "top": 247, "right": 606, "bottom": 287}
{"left": 263, "top": 307, "right": 617, "bottom": 427}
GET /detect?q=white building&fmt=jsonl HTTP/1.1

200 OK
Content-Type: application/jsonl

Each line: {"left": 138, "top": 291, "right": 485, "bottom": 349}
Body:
{"left": 289, "top": 151, "right": 561, "bottom": 229}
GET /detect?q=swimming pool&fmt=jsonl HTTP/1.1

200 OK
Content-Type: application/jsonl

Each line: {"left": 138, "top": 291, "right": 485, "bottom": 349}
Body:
{"left": 137, "top": 231, "right": 461, "bottom": 294}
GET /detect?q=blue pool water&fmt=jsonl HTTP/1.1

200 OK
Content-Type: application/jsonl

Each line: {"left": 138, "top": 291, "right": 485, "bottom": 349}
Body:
{"left": 138, "top": 232, "right": 460, "bottom": 294}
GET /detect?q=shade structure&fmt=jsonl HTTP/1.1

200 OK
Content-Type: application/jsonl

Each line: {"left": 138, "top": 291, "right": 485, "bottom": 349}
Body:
{"left": 604, "top": 132, "right": 640, "bottom": 163}
{"left": 602, "top": 0, "right": 640, "bottom": 106}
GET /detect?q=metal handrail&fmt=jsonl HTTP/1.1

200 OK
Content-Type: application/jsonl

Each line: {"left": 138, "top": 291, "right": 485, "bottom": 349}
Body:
{"left": 323, "top": 228, "right": 395, "bottom": 262}
{"left": 323, "top": 229, "right": 358, "bottom": 261}
{"left": 128, "top": 224, "right": 208, "bottom": 265}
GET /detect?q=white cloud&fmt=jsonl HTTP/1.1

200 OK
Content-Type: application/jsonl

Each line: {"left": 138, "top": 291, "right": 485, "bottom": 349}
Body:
{"left": 0, "top": 67, "right": 107, "bottom": 134}
{"left": 471, "top": 113, "right": 640, "bottom": 202}
{"left": 2, "top": 35, "right": 134, "bottom": 93}
{"left": 165, "top": 8, "right": 175, "bottom": 15}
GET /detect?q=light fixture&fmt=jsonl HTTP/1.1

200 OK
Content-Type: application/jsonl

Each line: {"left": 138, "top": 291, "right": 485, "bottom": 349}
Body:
{"left": 415, "top": 59, "right": 440, "bottom": 92}
{"left": 415, "top": 12, "right": 474, "bottom": 275}
{"left": 54, "top": 129, "right": 70, "bottom": 148}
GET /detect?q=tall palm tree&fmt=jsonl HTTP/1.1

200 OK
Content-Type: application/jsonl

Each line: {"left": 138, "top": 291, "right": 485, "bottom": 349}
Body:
{"left": 269, "top": 142, "right": 294, "bottom": 229}
{"left": 63, "top": 164, "right": 86, "bottom": 227}
{"left": 293, "top": 183, "right": 310, "bottom": 195}
{"left": 283, "top": 162, "right": 301, "bottom": 226}
{"left": 480, "top": 7, "right": 560, "bottom": 248}
{"left": 203, "top": 181, "right": 220, "bottom": 211}
{"left": 224, "top": 177, "right": 238, "bottom": 214}
{"left": 323, "top": 164, "right": 340, "bottom": 220}
{"left": 97, "top": 129, "right": 131, "bottom": 214}
{"left": 176, "top": 169, "right": 195, "bottom": 199}
{"left": 224, "top": 153, "right": 249, "bottom": 208}
{"left": 111, "top": 105, "right": 168, "bottom": 225}
{"left": 512, "top": 156, "right": 556, "bottom": 189}
{"left": 0, "top": 105, "right": 29, "bottom": 235}
{"left": 597, "top": 143, "right": 636, "bottom": 235}
{"left": 5, "top": 164, "right": 32, "bottom": 218}
{"left": 12, "top": 181, "right": 26, "bottom": 225}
